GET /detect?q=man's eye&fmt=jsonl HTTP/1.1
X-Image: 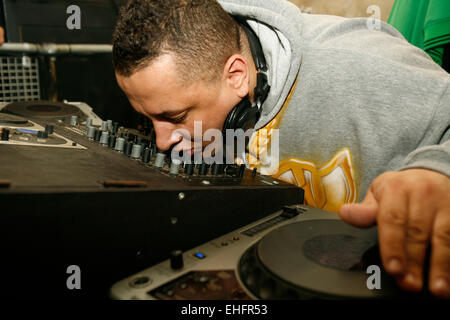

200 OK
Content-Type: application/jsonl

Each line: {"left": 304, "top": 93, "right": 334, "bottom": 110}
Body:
{"left": 171, "top": 113, "right": 187, "bottom": 124}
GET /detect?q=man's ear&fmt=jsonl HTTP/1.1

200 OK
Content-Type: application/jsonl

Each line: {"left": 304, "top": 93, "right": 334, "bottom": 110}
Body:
{"left": 223, "top": 54, "right": 250, "bottom": 99}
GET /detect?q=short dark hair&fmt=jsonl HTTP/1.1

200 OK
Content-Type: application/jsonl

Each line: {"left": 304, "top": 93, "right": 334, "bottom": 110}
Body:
{"left": 112, "top": 0, "right": 242, "bottom": 83}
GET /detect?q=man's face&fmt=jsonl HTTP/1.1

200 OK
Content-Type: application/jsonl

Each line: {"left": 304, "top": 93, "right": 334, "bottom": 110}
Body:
{"left": 116, "top": 53, "right": 247, "bottom": 154}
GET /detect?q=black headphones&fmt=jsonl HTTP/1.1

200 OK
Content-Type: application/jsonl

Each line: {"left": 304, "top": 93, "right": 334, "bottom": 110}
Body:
{"left": 222, "top": 17, "right": 270, "bottom": 136}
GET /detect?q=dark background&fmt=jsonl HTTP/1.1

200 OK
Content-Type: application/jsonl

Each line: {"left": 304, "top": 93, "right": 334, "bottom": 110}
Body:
{"left": 0, "top": 0, "right": 141, "bottom": 128}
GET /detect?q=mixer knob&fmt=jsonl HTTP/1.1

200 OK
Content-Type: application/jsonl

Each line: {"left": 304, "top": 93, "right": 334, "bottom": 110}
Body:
{"left": 100, "top": 131, "right": 109, "bottom": 145}
{"left": 115, "top": 137, "right": 125, "bottom": 152}
{"left": 185, "top": 163, "right": 195, "bottom": 176}
{"left": 101, "top": 121, "right": 108, "bottom": 131}
{"left": 94, "top": 129, "right": 101, "bottom": 142}
{"left": 86, "top": 126, "right": 95, "bottom": 139}
{"left": 169, "top": 159, "right": 181, "bottom": 174}
{"left": 142, "top": 147, "right": 151, "bottom": 163}
{"left": 128, "top": 133, "right": 136, "bottom": 143}
{"left": 45, "top": 124, "right": 54, "bottom": 134}
{"left": 131, "top": 144, "right": 143, "bottom": 159}
{"left": 37, "top": 130, "right": 48, "bottom": 139}
{"left": 170, "top": 250, "right": 184, "bottom": 270}
{"left": 108, "top": 135, "right": 116, "bottom": 149}
{"left": 112, "top": 122, "right": 119, "bottom": 134}
{"left": 154, "top": 152, "right": 166, "bottom": 168}
{"left": 124, "top": 141, "right": 133, "bottom": 156}
{"left": 106, "top": 120, "right": 113, "bottom": 131}
{"left": 70, "top": 115, "right": 78, "bottom": 126}
{"left": 85, "top": 118, "right": 93, "bottom": 127}
{"left": 239, "top": 164, "right": 246, "bottom": 178}
{"left": 1, "top": 128, "right": 10, "bottom": 141}
{"left": 211, "top": 163, "right": 224, "bottom": 175}
{"left": 199, "top": 163, "right": 208, "bottom": 175}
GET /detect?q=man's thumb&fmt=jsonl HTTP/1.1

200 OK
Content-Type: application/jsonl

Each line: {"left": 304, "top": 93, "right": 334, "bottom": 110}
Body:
{"left": 339, "top": 191, "right": 378, "bottom": 228}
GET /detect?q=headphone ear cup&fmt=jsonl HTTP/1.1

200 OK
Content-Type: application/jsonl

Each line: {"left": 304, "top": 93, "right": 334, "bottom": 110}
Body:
{"left": 236, "top": 106, "right": 259, "bottom": 132}
{"left": 223, "top": 98, "right": 252, "bottom": 132}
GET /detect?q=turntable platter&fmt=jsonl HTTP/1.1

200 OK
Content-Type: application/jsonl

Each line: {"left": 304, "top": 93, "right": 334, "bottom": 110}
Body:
{"left": 239, "top": 219, "right": 403, "bottom": 299}
{"left": 0, "top": 113, "right": 29, "bottom": 125}
{"left": 2, "top": 100, "right": 82, "bottom": 120}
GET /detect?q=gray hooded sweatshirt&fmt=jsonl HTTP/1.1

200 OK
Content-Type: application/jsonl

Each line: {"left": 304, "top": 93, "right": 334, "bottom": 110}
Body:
{"left": 219, "top": 0, "right": 449, "bottom": 211}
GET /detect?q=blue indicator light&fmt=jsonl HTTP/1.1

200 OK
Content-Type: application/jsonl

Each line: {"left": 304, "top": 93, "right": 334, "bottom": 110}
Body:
{"left": 17, "top": 129, "right": 38, "bottom": 134}
{"left": 194, "top": 252, "right": 206, "bottom": 259}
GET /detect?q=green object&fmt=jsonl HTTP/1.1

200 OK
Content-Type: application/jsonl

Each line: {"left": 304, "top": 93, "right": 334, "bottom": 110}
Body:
{"left": 388, "top": 0, "right": 450, "bottom": 66}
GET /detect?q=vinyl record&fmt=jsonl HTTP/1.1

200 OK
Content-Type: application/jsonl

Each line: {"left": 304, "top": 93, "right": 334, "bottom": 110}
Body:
{"left": 239, "top": 219, "right": 405, "bottom": 299}
{"left": 3, "top": 100, "right": 82, "bottom": 120}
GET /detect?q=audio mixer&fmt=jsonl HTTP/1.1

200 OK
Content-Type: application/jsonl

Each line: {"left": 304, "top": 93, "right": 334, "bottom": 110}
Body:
{"left": 0, "top": 100, "right": 303, "bottom": 298}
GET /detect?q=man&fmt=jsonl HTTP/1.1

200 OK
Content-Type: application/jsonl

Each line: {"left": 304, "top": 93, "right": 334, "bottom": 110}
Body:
{"left": 112, "top": 0, "right": 450, "bottom": 298}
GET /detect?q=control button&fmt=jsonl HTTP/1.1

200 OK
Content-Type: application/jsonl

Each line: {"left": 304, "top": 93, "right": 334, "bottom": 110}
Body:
{"left": 115, "top": 137, "right": 125, "bottom": 152}
{"left": 129, "top": 276, "right": 151, "bottom": 289}
{"left": 166, "top": 290, "right": 174, "bottom": 297}
{"left": 170, "top": 250, "right": 184, "bottom": 270}
{"left": 70, "top": 115, "right": 78, "bottom": 126}
{"left": 100, "top": 131, "right": 109, "bottom": 145}
{"left": 37, "top": 130, "right": 48, "bottom": 138}
{"left": 196, "top": 274, "right": 210, "bottom": 284}
{"left": 193, "top": 252, "right": 206, "bottom": 259}
{"left": 233, "top": 236, "right": 240, "bottom": 241}
{"left": 45, "top": 124, "right": 54, "bottom": 134}
{"left": 131, "top": 143, "right": 143, "bottom": 159}
{"left": 86, "top": 126, "right": 95, "bottom": 139}
{"left": 1, "top": 129, "right": 10, "bottom": 141}
{"left": 154, "top": 152, "right": 166, "bottom": 168}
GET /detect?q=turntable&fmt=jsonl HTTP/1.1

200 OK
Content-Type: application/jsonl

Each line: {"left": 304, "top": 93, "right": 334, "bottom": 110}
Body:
{"left": 0, "top": 99, "right": 102, "bottom": 126}
{"left": 0, "top": 100, "right": 102, "bottom": 149}
{"left": 110, "top": 205, "right": 433, "bottom": 300}
{"left": 2, "top": 100, "right": 84, "bottom": 121}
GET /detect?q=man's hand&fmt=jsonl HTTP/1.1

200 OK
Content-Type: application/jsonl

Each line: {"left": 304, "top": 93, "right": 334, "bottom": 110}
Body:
{"left": 339, "top": 169, "right": 450, "bottom": 299}
{"left": 0, "top": 27, "right": 4, "bottom": 45}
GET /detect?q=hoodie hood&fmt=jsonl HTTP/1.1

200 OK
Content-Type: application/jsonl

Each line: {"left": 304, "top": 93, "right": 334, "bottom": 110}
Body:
{"left": 218, "top": 0, "right": 304, "bottom": 129}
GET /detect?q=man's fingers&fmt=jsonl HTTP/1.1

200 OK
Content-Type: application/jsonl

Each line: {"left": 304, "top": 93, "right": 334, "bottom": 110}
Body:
{"left": 430, "top": 209, "right": 450, "bottom": 299}
{"left": 376, "top": 187, "right": 409, "bottom": 277}
{"left": 395, "top": 192, "right": 435, "bottom": 292}
{"left": 339, "top": 190, "right": 377, "bottom": 228}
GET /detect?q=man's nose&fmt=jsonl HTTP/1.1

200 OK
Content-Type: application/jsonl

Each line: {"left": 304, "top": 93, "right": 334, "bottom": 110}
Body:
{"left": 153, "top": 121, "right": 182, "bottom": 151}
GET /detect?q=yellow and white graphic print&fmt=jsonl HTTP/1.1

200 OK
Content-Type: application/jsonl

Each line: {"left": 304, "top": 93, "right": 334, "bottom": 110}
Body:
{"left": 248, "top": 81, "right": 357, "bottom": 213}
{"left": 273, "top": 149, "right": 357, "bottom": 213}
